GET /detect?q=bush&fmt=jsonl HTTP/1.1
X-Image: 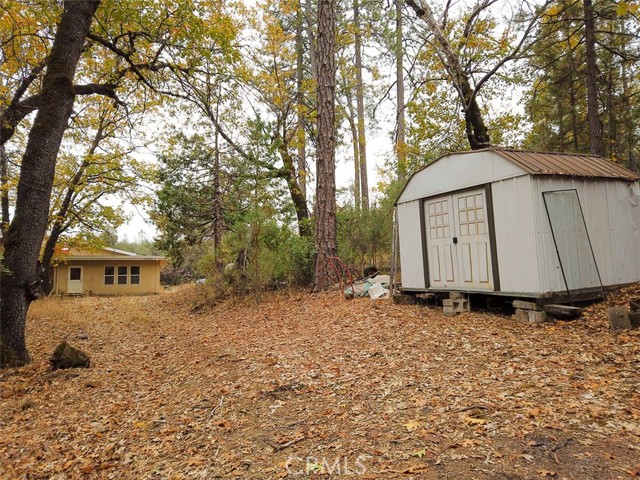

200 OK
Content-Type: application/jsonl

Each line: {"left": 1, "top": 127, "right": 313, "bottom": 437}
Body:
{"left": 196, "top": 215, "right": 315, "bottom": 293}
{"left": 337, "top": 205, "right": 393, "bottom": 277}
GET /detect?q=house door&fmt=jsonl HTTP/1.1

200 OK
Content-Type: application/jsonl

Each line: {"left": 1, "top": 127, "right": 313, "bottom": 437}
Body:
{"left": 425, "top": 188, "right": 493, "bottom": 290}
{"left": 68, "top": 266, "right": 83, "bottom": 294}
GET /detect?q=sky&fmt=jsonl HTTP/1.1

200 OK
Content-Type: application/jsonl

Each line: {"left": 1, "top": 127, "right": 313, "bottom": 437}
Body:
{"left": 116, "top": 124, "right": 394, "bottom": 242}
{"left": 117, "top": 140, "right": 395, "bottom": 241}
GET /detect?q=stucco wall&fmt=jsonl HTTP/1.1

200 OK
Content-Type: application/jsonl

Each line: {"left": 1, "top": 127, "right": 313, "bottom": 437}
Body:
{"left": 55, "top": 259, "right": 162, "bottom": 295}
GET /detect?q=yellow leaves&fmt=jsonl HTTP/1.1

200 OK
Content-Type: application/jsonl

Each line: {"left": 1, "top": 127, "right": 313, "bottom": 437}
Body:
{"left": 412, "top": 448, "right": 427, "bottom": 458}
{"left": 538, "top": 469, "right": 557, "bottom": 477}
{"left": 463, "top": 415, "right": 487, "bottom": 426}
{"left": 617, "top": 2, "right": 640, "bottom": 16}
{"left": 568, "top": 33, "right": 581, "bottom": 50}
{"left": 545, "top": 4, "right": 563, "bottom": 18}
{"left": 404, "top": 419, "right": 420, "bottom": 431}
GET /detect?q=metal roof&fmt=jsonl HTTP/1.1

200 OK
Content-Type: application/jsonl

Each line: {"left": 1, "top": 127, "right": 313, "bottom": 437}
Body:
{"left": 65, "top": 255, "right": 166, "bottom": 262}
{"left": 491, "top": 149, "right": 639, "bottom": 180}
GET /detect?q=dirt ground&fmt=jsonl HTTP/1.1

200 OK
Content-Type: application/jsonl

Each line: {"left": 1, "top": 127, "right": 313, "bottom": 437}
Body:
{"left": 1, "top": 284, "right": 639, "bottom": 479}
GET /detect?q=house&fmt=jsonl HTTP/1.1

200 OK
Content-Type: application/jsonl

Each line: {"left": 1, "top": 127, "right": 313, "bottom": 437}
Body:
{"left": 395, "top": 148, "right": 640, "bottom": 302}
{"left": 52, "top": 247, "right": 167, "bottom": 296}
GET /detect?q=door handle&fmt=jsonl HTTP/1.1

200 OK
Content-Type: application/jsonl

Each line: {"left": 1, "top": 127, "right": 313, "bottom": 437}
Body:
{"left": 453, "top": 237, "right": 458, "bottom": 244}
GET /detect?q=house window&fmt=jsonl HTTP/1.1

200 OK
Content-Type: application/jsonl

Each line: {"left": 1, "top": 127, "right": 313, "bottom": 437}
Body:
{"left": 69, "top": 267, "right": 82, "bottom": 281}
{"left": 104, "top": 266, "right": 115, "bottom": 285}
{"left": 130, "top": 266, "right": 140, "bottom": 285}
{"left": 118, "top": 266, "right": 128, "bottom": 285}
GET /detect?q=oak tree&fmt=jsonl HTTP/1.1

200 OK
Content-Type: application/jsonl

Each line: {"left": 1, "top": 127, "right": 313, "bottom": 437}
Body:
{"left": 1, "top": 0, "right": 101, "bottom": 367}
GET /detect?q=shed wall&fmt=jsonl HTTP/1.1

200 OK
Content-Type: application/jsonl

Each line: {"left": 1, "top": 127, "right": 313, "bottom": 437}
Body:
{"left": 490, "top": 175, "right": 542, "bottom": 294}
{"left": 532, "top": 177, "right": 640, "bottom": 293}
{"left": 397, "top": 200, "right": 426, "bottom": 290}
{"left": 397, "top": 151, "right": 526, "bottom": 203}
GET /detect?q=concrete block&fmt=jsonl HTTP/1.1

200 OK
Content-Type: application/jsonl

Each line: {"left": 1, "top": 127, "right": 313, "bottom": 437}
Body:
{"left": 515, "top": 309, "right": 529, "bottom": 323}
{"left": 513, "top": 300, "right": 541, "bottom": 311}
{"left": 442, "top": 299, "right": 455, "bottom": 306}
{"left": 443, "top": 305, "right": 457, "bottom": 316}
{"left": 528, "top": 310, "right": 547, "bottom": 324}
{"left": 608, "top": 307, "right": 631, "bottom": 330}
{"left": 454, "top": 299, "right": 470, "bottom": 312}
{"left": 450, "top": 291, "right": 465, "bottom": 300}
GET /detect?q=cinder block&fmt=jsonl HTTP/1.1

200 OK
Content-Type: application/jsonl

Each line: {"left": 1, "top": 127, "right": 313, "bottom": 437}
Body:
{"left": 515, "top": 309, "right": 529, "bottom": 323}
{"left": 450, "top": 291, "right": 465, "bottom": 300}
{"left": 453, "top": 299, "right": 470, "bottom": 312}
{"left": 442, "top": 299, "right": 455, "bottom": 306}
{"left": 443, "top": 305, "right": 456, "bottom": 316}
{"left": 528, "top": 310, "right": 547, "bottom": 323}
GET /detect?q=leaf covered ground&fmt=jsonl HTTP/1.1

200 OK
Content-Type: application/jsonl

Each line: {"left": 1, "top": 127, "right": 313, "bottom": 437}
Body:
{"left": 1, "top": 285, "right": 640, "bottom": 479}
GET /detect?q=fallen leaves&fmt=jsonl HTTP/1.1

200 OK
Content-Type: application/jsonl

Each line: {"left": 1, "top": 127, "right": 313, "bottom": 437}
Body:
{"left": 538, "top": 468, "right": 557, "bottom": 477}
{"left": 404, "top": 420, "right": 420, "bottom": 431}
{"left": 1, "top": 284, "right": 640, "bottom": 478}
{"left": 623, "top": 466, "right": 640, "bottom": 477}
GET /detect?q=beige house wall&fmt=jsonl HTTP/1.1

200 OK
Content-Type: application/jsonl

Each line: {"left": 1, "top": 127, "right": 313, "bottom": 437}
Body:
{"left": 54, "top": 259, "right": 164, "bottom": 295}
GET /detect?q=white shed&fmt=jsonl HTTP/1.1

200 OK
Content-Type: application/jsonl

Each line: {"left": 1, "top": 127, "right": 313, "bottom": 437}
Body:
{"left": 395, "top": 149, "right": 640, "bottom": 301}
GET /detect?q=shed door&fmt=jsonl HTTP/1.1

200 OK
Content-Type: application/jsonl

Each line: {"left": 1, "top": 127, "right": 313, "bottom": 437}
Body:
{"left": 425, "top": 196, "right": 457, "bottom": 288}
{"left": 425, "top": 188, "right": 493, "bottom": 290}
{"left": 68, "top": 266, "right": 83, "bottom": 294}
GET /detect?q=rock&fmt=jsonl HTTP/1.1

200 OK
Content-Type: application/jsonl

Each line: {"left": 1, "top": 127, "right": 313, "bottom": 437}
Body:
{"left": 50, "top": 341, "right": 90, "bottom": 370}
{"left": 607, "top": 307, "right": 632, "bottom": 330}
{"left": 629, "top": 312, "right": 640, "bottom": 329}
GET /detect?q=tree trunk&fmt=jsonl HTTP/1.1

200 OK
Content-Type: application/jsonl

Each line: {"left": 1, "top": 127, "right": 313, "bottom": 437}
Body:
{"left": 583, "top": 0, "right": 602, "bottom": 156}
{"left": 306, "top": 0, "right": 318, "bottom": 82}
{"left": 341, "top": 74, "right": 361, "bottom": 209}
{"left": 406, "top": 0, "right": 490, "bottom": 150}
{"left": 0, "top": 142, "right": 9, "bottom": 237}
{"left": 277, "top": 138, "right": 312, "bottom": 237}
{"left": 296, "top": 0, "right": 308, "bottom": 201}
{"left": 395, "top": 0, "right": 407, "bottom": 180}
{"left": 313, "top": 0, "right": 337, "bottom": 291}
{"left": 1, "top": 0, "right": 101, "bottom": 368}
{"left": 213, "top": 96, "right": 222, "bottom": 256}
{"left": 556, "top": 90, "right": 566, "bottom": 152}
{"left": 606, "top": 57, "right": 615, "bottom": 159}
{"left": 563, "top": 16, "right": 580, "bottom": 153}
{"left": 354, "top": 0, "right": 369, "bottom": 211}
{"left": 622, "top": 57, "right": 636, "bottom": 171}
